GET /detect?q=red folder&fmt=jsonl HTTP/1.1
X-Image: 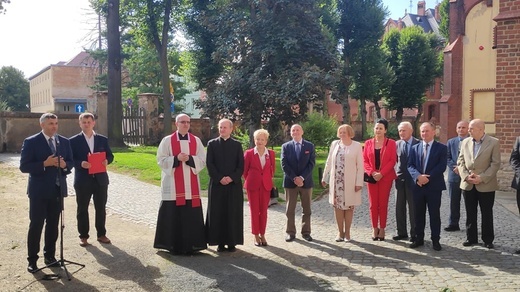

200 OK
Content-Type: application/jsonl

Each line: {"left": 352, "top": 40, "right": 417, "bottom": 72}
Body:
{"left": 88, "top": 152, "right": 107, "bottom": 174}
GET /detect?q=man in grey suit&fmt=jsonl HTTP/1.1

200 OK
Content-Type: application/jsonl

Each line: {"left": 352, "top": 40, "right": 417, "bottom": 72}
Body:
{"left": 393, "top": 121, "right": 420, "bottom": 242}
{"left": 458, "top": 119, "right": 501, "bottom": 249}
{"left": 444, "top": 121, "right": 469, "bottom": 232}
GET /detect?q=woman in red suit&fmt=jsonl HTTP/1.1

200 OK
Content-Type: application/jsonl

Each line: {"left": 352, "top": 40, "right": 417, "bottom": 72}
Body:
{"left": 363, "top": 119, "right": 397, "bottom": 241}
{"left": 243, "top": 129, "right": 276, "bottom": 246}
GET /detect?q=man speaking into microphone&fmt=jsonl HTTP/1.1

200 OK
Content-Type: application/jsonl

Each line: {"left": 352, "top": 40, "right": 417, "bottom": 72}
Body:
{"left": 19, "top": 113, "right": 74, "bottom": 273}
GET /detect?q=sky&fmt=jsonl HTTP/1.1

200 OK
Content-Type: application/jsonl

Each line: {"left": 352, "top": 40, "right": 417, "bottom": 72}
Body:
{"left": 0, "top": 0, "right": 421, "bottom": 79}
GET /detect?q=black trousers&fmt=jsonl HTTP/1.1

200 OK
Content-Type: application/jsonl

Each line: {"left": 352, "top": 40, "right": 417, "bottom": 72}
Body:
{"left": 413, "top": 190, "right": 442, "bottom": 242}
{"left": 516, "top": 188, "right": 520, "bottom": 214}
{"left": 463, "top": 186, "right": 495, "bottom": 244}
{"left": 75, "top": 178, "right": 108, "bottom": 239}
{"left": 27, "top": 187, "right": 61, "bottom": 263}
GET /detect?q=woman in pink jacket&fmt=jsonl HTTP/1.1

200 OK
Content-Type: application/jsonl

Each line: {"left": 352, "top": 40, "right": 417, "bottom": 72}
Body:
{"left": 243, "top": 129, "right": 276, "bottom": 246}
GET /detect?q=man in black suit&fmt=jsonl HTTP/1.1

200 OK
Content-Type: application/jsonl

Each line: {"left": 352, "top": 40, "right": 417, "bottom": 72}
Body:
{"left": 70, "top": 113, "right": 114, "bottom": 247}
{"left": 281, "top": 124, "right": 316, "bottom": 242}
{"left": 407, "top": 122, "right": 447, "bottom": 251}
{"left": 20, "top": 113, "right": 74, "bottom": 273}
{"left": 393, "top": 121, "right": 420, "bottom": 242}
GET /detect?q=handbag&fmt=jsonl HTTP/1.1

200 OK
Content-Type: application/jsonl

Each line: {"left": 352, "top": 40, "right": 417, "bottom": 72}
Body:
{"left": 270, "top": 187, "right": 279, "bottom": 198}
{"left": 364, "top": 173, "right": 377, "bottom": 184}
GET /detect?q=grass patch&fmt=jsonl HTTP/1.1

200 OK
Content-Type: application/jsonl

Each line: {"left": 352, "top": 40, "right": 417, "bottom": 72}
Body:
{"left": 108, "top": 145, "right": 329, "bottom": 198}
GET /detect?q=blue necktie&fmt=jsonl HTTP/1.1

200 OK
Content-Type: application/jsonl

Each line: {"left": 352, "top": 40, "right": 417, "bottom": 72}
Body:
{"left": 48, "top": 138, "right": 56, "bottom": 154}
{"left": 296, "top": 142, "right": 301, "bottom": 160}
{"left": 48, "top": 138, "right": 60, "bottom": 186}
{"left": 422, "top": 143, "right": 429, "bottom": 173}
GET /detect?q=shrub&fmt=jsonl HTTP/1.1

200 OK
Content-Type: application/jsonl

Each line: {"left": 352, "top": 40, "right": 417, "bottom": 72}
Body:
{"left": 300, "top": 113, "right": 339, "bottom": 148}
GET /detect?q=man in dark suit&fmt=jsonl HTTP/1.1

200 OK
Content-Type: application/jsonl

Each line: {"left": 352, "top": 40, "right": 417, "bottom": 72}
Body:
{"left": 407, "top": 122, "right": 447, "bottom": 251}
{"left": 281, "top": 124, "right": 316, "bottom": 242}
{"left": 458, "top": 119, "right": 500, "bottom": 249}
{"left": 393, "top": 121, "right": 420, "bottom": 242}
{"left": 70, "top": 113, "right": 114, "bottom": 247}
{"left": 20, "top": 113, "right": 74, "bottom": 273}
{"left": 509, "top": 135, "right": 520, "bottom": 254}
{"left": 444, "top": 120, "right": 469, "bottom": 232}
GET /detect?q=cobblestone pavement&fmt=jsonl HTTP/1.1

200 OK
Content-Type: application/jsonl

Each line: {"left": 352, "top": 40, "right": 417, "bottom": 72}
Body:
{"left": 2, "top": 153, "right": 520, "bottom": 291}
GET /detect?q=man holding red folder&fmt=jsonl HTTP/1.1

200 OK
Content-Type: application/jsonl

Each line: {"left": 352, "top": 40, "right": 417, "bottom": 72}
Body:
{"left": 70, "top": 113, "right": 114, "bottom": 247}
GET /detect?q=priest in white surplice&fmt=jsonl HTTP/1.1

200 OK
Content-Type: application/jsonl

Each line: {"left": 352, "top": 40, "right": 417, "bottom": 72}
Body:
{"left": 154, "top": 114, "right": 207, "bottom": 254}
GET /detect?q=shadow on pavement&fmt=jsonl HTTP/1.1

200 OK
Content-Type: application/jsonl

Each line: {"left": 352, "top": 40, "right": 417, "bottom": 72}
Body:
{"left": 88, "top": 244, "right": 162, "bottom": 291}
{"left": 158, "top": 248, "right": 334, "bottom": 292}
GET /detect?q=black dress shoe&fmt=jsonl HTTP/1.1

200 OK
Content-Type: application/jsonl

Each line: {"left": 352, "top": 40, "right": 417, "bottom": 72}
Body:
{"left": 227, "top": 245, "right": 236, "bottom": 252}
{"left": 409, "top": 241, "right": 424, "bottom": 248}
{"left": 515, "top": 249, "right": 520, "bottom": 254}
{"left": 432, "top": 241, "right": 442, "bottom": 251}
{"left": 27, "top": 263, "right": 38, "bottom": 273}
{"left": 444, "top": 225, "right": 460, "bottom": 232}
{"left": 302, "top": 234, "right": 313, "bottom": 242}
{"left": 285, "top": 234, "right": 295, "bottom": 242}
{"left": 392, "top": 235, "right": 409, "bottom": 241}
{"left": 44, "top": 257, "right": 60, "bottom": 267}
{"left": 484, "top": 243, "right": 494, "bottom": 249}
{"left": 463, "top": 240, "right": 478, "bottom": 247}
{"left": 217, "top": 245, "right": 227, "bottom": 252}
{"left": 409, "top": 236, "right": 416, "bottom": 243}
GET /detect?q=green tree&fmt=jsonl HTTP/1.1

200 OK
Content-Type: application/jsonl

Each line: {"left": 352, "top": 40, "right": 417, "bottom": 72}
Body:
{"left": 0, "top": 0, "right": 9, "bottom": 14}
{"left": 382, "top": 26, "right": 443, "bottom": 122}
{"left": 0, "top": 66, "right": 29, "bottom": 111}
{"left": 334, "top": 0, "right": 388, "bottom": 125}
{"left": 189, "top": 0, "right": 337, "bottom": 141}
{"left": 349, "top": 45, "right": 394, "bottom": 139}
{"left": 439, "top": 0, "right": 450, "bottom": 41}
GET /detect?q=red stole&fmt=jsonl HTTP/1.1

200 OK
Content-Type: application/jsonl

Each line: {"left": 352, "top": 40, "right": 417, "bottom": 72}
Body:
{"left": 170, "top": 132, "right": 201, "bottom": 207}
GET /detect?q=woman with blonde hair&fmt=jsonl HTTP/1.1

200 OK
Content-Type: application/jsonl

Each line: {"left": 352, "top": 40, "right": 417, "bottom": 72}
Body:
{"left": 243, "top": 129, "right": 276, "bottom": 246}
{"left": 322, "top": 124, "right": 364, "bottom": 242}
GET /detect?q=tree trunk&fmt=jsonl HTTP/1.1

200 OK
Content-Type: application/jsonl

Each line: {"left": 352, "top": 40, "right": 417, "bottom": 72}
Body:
{"left": 395, "top": 108, "right": 404, "bottom": 123}
{"left": 147, "top": 0, "right": 173, "bottom": 136}
{"left": 107, "top": 0, "right": 125, "bottom": 147}
{"left": 361, "top": 98, "right": 367, "bottom": 140}
{"left": 373, "top": 100, "right": 382, "bottom": 119}
{"left": 341, "top": 96, "right": 351, "bottom": 124}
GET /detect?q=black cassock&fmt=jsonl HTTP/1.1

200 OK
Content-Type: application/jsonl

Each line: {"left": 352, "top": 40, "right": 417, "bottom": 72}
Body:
{"left": 205, "top": 137, "right": 244, "bottom": 246}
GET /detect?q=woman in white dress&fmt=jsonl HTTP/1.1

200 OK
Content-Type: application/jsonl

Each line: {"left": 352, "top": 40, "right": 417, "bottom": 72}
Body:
{"left": 322, "top": 124, "right": 364, "bottom": 241}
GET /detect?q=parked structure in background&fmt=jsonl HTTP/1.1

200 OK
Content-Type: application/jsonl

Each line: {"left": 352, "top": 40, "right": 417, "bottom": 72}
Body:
{"left": 28, "top": 52, "right": 97, "bottom": 114}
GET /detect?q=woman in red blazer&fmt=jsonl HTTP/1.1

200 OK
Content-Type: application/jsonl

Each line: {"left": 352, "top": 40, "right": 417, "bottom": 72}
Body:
{"left": 243, "top": 129, "right": 276, "bottom": 246}
{"left": 363, "top": 119, "right": 397, "bottom": 241}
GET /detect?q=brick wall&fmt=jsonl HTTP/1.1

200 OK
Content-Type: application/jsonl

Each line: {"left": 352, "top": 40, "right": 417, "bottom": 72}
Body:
{"left": 494, "top": 1, "right": 520, "bottom": 156}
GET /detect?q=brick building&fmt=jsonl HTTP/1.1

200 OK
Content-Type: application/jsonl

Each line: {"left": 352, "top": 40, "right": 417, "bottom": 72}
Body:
{"left": 28, "top": 52, "right": 97, "bottom": 114}
{"left": 441, "top": 0, "right": 520, "bottom": 148}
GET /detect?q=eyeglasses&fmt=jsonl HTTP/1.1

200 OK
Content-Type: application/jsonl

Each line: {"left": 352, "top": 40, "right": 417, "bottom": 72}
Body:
{"left": 178, "top": 121, "right": 190, "bottom": 124}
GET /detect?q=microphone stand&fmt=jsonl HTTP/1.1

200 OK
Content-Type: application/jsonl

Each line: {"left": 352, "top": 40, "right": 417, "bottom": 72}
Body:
{"left": 34, "top": 135, "right": 85, "bottom": 281}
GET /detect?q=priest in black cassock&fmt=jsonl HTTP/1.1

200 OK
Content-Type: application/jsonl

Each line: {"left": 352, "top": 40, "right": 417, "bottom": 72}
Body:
{"left": 205, "top": 118, "right": 245, "bottom": 252}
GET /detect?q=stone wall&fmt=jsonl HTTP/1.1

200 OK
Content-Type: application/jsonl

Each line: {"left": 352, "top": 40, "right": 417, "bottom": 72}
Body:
{"left": 0, "top": 112, "right": 82, "bottom": 153}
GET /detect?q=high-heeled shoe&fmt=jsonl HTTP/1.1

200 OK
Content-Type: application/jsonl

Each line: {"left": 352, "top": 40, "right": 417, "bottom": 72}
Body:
{"left": 377, "top": 228, "right": 385, "bottom": 241}
{"left": 372, "top": 228, "right": 379, "bottom": 241}
{"left": 260, "top": 235, "right": 268, "bottom": 246}
{"left": 254, "top": 235, "right": 262, "bottom": 247}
